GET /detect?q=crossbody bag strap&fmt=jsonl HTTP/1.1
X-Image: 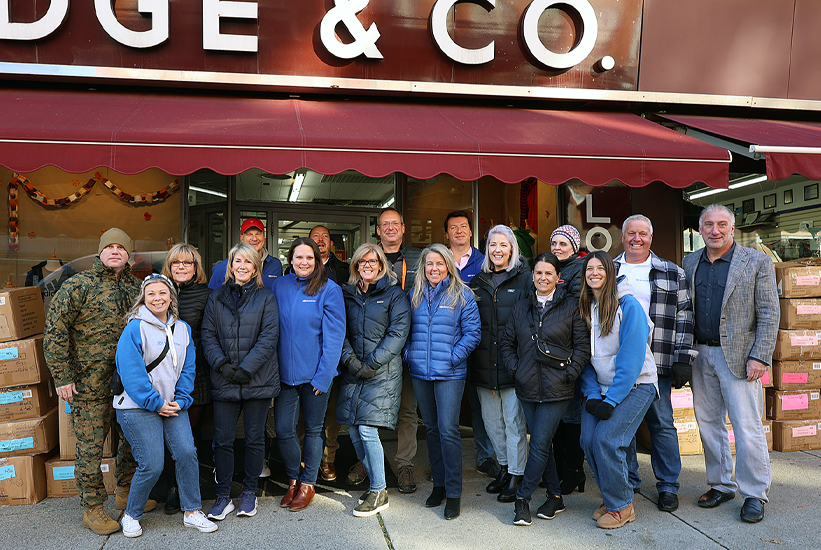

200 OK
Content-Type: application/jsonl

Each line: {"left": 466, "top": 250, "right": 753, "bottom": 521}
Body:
{"left": 146, "top": 324, "right": 175, "bottom": 374}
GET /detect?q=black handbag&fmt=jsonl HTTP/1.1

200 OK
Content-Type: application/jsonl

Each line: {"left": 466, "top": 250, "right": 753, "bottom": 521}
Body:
{"left": 529, "top": 307, "right": 572, "bottom": 369}
{"left": 111, "top": 324, "right": 175, "bottom": 395}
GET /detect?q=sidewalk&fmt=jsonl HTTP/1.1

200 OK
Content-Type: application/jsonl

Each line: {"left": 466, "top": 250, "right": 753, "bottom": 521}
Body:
{"left": 2, "top": 438, "right": 819, "bottom": 550}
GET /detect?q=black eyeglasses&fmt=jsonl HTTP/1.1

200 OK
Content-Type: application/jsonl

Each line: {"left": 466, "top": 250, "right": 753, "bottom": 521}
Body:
{"left": 170, "top": 260, "right": 195, "bottom": 267}
{"left": 358, "top": 259, "right": 379, "bottom": 267}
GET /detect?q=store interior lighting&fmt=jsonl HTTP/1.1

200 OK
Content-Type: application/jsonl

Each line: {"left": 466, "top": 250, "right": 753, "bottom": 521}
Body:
{"left": 380, "top": 197, "right": 395, "bottom": 208}
{"left": 688, "top": 174, "right": 768, "bottom": 200}
{"left": 189, "top": 185, "right": 227, "bottom": 198}
{"left": 288, "top": 172, "right": 305, "bottom": 202}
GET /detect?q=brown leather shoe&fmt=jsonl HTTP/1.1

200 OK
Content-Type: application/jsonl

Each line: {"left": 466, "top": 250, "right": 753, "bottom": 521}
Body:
{"left": 289, "top": 483, "right": 315, "bottom": 512}
{"left": 320, "top": 461, "right": 337, "bottom": 482}
{"left": 280, "top": 479, "right": 300, "bottom": 508}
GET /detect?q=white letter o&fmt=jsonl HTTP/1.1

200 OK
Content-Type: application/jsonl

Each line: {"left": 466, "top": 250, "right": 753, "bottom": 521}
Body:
{"left": 522, "top": 0, "right": 597, "bottom": 69}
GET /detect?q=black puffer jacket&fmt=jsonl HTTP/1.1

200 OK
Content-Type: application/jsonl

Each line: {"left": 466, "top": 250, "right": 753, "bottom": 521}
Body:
{"left": 201, "top": 281, "right": 280, "bottom": 402}
{"left": 557, "top": 254, "right": 585, "bottom": 299}
{"left": 177, "top": 281, "right": 211, "bottom": 375}
{"left": 468, "top": 263, "right": 533, "bottom": 390}
{"left": 499, "top": 287, "right": 590, "bottom": 403}
{"left": 336, "top": 276, "right": 411, "bottom": 429}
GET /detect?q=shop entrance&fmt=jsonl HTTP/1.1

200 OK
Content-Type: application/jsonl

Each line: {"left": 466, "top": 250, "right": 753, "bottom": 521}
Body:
{"left": 237, "top": 205, "right": 379, "bottom": 272}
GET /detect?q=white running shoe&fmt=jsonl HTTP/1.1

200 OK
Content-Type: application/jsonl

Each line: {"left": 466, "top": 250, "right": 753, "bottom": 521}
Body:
{"left": 184, "top": 510, "right": 218, "bottom": 533}
{"left": 121, "top": 513, "right": 142, "bottom": 538}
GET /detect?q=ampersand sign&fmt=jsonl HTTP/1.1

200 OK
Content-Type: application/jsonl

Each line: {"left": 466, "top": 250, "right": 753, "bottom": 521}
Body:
{"left": 320, "top": 0, "right": 383, "bottom": 60}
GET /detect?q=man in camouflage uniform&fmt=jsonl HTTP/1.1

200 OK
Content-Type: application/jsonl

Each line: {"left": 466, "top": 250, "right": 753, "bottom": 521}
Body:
{"left": 45, "top": 228, "right": 155, "bottom": 535}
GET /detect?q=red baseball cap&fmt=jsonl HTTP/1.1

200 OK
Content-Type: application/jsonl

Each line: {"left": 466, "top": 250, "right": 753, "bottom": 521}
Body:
{"left": 240, "top": 218, "right": 265, "bottom": 234}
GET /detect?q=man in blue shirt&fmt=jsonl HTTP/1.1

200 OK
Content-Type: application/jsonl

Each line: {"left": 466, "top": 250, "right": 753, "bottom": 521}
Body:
{"left": 208, "top": 218, "right": 283, "bottom": 291}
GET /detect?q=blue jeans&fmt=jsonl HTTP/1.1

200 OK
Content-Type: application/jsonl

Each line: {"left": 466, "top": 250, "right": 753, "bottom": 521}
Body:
{"left": 350, "top": 425, "right": 386, "bottom": 492}
{"left": 476, "top": 386, "right": 527, "bottom": 475}
{"left": 412, "top": 378, "right": 465, "bottom": 499}
{"left": 275, "top": 383, "right": 331, "bottom": 486}
{"left": 581, "top": 384, "right": 656, "bottom": 512}
{"left": 117, "top": 408, "right": 200, "bottom": 519}
{"left": 517, "top": 399, "right": 568, "bottom": 500}
{"left": 626, "top": 374, "right": 681, "bottom": 493}
{"left": 212, "top": 399, "right": 269, "bottom": 495}
{"left": 467, "top": 382, "right": 494, "bottom": 465}
{"left": 691, "top": 344, "right": 771, "bottom": 501}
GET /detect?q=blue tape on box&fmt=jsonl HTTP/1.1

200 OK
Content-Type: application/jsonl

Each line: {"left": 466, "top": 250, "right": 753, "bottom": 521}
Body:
{"left": 0, "top": 390, "right": 24, "bottom": 405}
{"left": 52, "top": 465, "right": 76, "bottom": 481}
{"left": 0, "top": 437, "right": 34, "bottom": 453}
{"left": 0, "top": 347, "right": 19, "bottom": 361}
{"left": 0, "top": 465, "right": 16, "bottom": 481}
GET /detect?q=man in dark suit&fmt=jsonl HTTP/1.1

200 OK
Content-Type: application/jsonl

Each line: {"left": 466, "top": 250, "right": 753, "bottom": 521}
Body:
{"left": 682, "top": 204, "right": 778, "bottom": 524}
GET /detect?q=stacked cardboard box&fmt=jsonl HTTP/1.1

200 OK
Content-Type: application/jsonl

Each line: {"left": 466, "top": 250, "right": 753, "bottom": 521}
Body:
{"left": 0, "top": 288, "right": 54, "bottom": 505}
{"left": 636, "top": 386, "right": 704, "bottom": 455}
{"left": 769, "top": 260, "right": 821, "bottom": 452}
{"left": 45, "top": 456, "right": 116, "bottom": 497}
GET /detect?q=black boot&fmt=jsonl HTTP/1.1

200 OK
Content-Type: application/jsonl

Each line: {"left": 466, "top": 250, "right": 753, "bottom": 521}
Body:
{"left": 164, "top": 486, "right": 180, "bottom": 515}
{"left": 486, "top": 465, "right": 509, "bottom": 494}
{"left": 444, "top": 497, "right": 461, "bottom": 520}
{"left": 552, "top": 421, "right": 567, "bottom": 483}
{"left": 560, "top": 422, "right": 585, "bottom": 495}
{"left": 498, "top": 474, "right": 523, "bottom": 503}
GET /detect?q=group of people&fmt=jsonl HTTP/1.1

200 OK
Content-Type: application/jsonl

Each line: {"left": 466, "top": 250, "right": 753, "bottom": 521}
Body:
{"left": 42, "top": 201, "right": 777, "bottom": 538}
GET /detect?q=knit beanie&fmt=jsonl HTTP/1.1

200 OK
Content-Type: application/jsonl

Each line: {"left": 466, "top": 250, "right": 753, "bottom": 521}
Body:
{"left": 98, "top": 227, "right": 133, "bottom": 255}
{"left": 550, "top": 225, "right": 581, "bottom": 254}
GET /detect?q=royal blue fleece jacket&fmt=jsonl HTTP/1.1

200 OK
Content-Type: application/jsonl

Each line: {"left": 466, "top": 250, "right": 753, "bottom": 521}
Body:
{"left": 274, "top": 273, "right": 346, "bottom": 393}
{"left": 456, "top": 246, "right": 485, "bottom": 284}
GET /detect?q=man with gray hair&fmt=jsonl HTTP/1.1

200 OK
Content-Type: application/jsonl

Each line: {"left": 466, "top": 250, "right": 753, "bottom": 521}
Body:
{"left": 682, "top": 204, "right": 777, "bottom": 523}
{"left": 614, "top": 214, "right": 696, "bottom": 513}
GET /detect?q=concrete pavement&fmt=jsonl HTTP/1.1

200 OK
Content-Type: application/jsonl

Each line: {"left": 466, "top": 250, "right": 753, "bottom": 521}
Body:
{"left": 2, "top": 439, "right": 819, "bottom": 550}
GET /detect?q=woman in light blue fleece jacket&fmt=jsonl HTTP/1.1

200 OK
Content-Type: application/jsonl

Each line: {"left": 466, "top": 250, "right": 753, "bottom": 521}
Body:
{"left": 578, "top": 251, "right": 658, "bottom": 530}
{"left": 114, "top": 274, "right": 216, "bottom": 537}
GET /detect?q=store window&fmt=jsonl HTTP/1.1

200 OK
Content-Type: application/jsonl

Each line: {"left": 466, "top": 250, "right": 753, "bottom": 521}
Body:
{"left": 684, "top": 174, "right": 821, "bottom": 262}
{"left": 236, "top": 168, "right": 395, "bottom": 207}
{"left": 0, "top": 166, "right": 182, "bottom": 303}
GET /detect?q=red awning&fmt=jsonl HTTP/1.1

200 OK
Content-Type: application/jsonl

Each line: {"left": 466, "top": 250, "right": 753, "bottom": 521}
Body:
{"left": 659, "top": 115, "right": 821, "bottom": 182}
{"left": 0, "top": 89, "right": 729, "bottom": 188}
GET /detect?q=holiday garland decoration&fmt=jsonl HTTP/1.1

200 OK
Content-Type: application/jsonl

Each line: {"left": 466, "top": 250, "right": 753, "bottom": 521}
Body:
{"left": 5, "top": 173, "right": 182, "bottom": 250}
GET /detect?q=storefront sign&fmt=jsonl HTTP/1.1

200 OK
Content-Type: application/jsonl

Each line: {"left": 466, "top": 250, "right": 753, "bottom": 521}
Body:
{"left": 0, "top": 0, "right": 640, "bottom": 94}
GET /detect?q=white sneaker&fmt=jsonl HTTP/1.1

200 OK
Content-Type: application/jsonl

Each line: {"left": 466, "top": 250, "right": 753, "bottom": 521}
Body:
{"left": 184, "top": 510, "right": 218, "bottom": 533}
{"left": 260, "top": 461, "right": 271, "bottom": 478}
{"left": 121, "top": 513, "right": 142, "bottom": 538}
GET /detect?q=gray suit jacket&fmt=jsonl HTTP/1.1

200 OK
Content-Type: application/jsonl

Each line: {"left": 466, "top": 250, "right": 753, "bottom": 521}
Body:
{"left": 682, "top": 244, "right": 779, "bottom": 379}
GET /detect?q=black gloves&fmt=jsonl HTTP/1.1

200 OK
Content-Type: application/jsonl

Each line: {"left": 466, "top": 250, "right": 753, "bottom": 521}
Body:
{"left": 218, "top": 361, "right": 234, "bottom": 381}
{"left": 671, "top": 362, "right": 692, "bottom": 389}
{"left": 585, "top": 398, "right": 602, "bottom": 414}
{"left": 585, "top": 398, "right": 614, "bottom": 420}
{"left": 232, "top": 368, "right": 252, "bottom": 385}
{"left": 346, "top": 357, "right": 378, "bottom": 379}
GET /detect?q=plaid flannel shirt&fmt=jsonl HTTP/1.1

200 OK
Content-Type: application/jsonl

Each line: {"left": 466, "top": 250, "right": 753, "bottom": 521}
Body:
{"left": 614, "top": 251, "right": 696, "bottom": 375}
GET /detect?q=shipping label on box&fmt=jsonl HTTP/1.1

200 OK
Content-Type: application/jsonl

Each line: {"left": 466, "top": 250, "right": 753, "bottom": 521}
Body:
{"left": 772, "top": 419, "right": 821, "bottom": 451}
{"left": 0, "top": 287, "right": 45, "bottom": 343}
{"left": 0, "top": 453, "right": 49, "bottom": 506}
{"left": 775, "top": 260, "right": 821, "bottom": 298}
{"left": 58, "top": 398, "right": 113, "bottom": 460}
{"left": 0, "top": 335, "right": 49, "bottom": 389}
{"left": 673, "top": 417, "right": 703, "bottom": 455}
{"left": 45, "top": 456, "right": 116, "bottom": 497}
{"left": 766, "top": 388, "right": 821, "bottom": 420}
{"left": 0, "top": 407, "right": 58, "bottom": 457}
{"left": 772, "top": 360, "right": 821, "bottom": 390}
{"left": 773, "top": 330, "right": 821, "bottom": 360}
{"left": 779, "top": 299, "right": 821, "bottom": 329}
{"left": 0, "top": 381, "right": 57, "bottom": 422}
{"left": 671, "top": 387, "right": 695, "bottom": 419}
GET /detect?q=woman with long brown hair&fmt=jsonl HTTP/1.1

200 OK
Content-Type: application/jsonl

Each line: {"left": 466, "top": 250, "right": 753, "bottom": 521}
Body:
{"left": 274, "top": 237, "right": 346, "bottom": 512}
{"left": 578, "top": 251, "right": 657, "bottom": 530}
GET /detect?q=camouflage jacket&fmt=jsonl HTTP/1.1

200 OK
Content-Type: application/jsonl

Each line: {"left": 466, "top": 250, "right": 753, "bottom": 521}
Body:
{"left": 44, "top": 257, "right": 140, "bottom": 400}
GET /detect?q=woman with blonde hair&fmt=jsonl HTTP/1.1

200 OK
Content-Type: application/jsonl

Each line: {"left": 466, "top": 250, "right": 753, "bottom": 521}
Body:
{"left": 404, "top": 243, "right": 481, "bottom": 520}
{"left": 201, "top": 243, "right": 279, "bottom": 521}
{"left": 159, "top": 244, "right": 211, "bottom": 514}
{"left": 336, "top": 243, "right": 411, "bottom": 516}
{"left": 114, "top": 274, "right": 217, "bottom": 537}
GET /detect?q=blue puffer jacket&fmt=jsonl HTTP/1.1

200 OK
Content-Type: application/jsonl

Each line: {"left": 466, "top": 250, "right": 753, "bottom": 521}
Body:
{"left": 200, "top": 281, "right": 280, "bottom": 402}
{"left": 336, "top": 276, "right": 411, "bottom": 429}
{"left": 404, "top": 278, "right": 481, "bottom": 381}
{"left": 274, "top": 273, "right": 345, "bottom": 394}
